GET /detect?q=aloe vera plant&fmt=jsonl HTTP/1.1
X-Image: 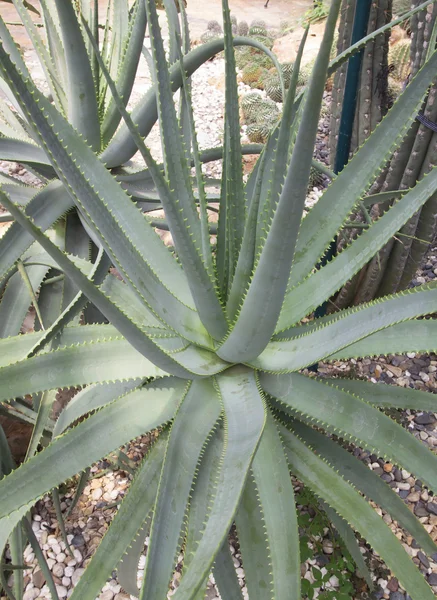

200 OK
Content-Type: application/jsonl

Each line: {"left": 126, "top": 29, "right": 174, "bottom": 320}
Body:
{"left": 1, "top": 0, "right": 437, "bottom": 598}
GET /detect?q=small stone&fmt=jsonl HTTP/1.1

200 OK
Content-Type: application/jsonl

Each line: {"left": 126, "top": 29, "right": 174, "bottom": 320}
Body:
{"left": 114, "top": 595, "right": 130, "bottom": 600}
{"left": 390, "top": 593, "right": 405, "bottom": 600}
{"left": 414, "top": 503, "right": 429, "bottom": 517}
{"left": 427, "top": 573, "right": 437, "bottom": 585}
{"left": 417, "top": 551, "right": 430, "bottom": 568}
{"left": 99, "top": 591, "right": 114, "bottom": 600}
{"left": 419, "top": 372, "right": 430, "bottom": 382}
{"left": 72, "top": 568, "right": 85, "bottom": 587}
{"left": 407, "top": 492, "right": 420, "bottom": 502}
{"left": 375, "top": 364, "right": 383, "bottom": 378}
{"left": 387, "top": 365, "right": 402, "bottom": 378}
{"left": 56, "top": 552, "right": 67, "bottom": 563}
{"left": 427, "top": 502, "right": 437, "bottom": 516}
{"left": 383, "top": 463, "right": 393, "bottom": 473}
{"left": 32, "top": 569, "right": 46, "bottom": 588}
{"left": 71, "top": 534, "right": 85, "bottom": 548}
{"left": 322, "top": 539, "right": 334, "bottom": 554}
{"left": 92, "top": 488, "right": 103, "bottom": 501}
{"left": 23, "top": 590, "right": 39, "bottom": 600}
{"left": 62, "top": 577, "right": 71, "bottom": 587}
{"left": 398, "top": 482, "right": 411, "bottom": 491}
{"left": 55, "top": 585, "right": 68, "bottom": 598}
{"left": 64, "top": 566, "right": 74, "bottom": 577}
{"left": 387, "top": 578, "right": 399, "bottom": 592}
{"left": 414, "top": 413, "right": 436, "bottom": 426}
{"left": 51, "top": 543, "right": 61, "bottom": 555}
{"left": 52, "top": 563, "right": 64, "bottom": 578}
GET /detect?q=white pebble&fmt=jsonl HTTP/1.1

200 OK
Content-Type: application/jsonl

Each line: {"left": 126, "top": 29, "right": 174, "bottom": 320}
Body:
{"left": 52, "top": 563, "right": 64, "bottom": 577}
{"left": 56, "top": 585, "right": 68, "bottom": 598}
{"left": 64, "top": 566, "right": 75, "bottom": 577}
{"left": 57, "top": 552, "right": 67, "bottom": 563}
{"left": 99, "top": 591, "right": 114, "bottom": 600}
{"left": 62, "top": 577, "right": 71, "bottom": 587}
{"left": 92, "top": 488, "right": 103, "bottom": 501}
{"left": 23, "top": 590, "right": 39, "bottom": 600}
{"left": 51, "top": 543, "right": 61, "bottom": 555}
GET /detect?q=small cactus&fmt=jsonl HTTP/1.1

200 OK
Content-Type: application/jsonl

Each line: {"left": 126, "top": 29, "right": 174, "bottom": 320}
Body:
{"left": 265, "top": 75, "right": 283, "bottom": 103}
{"left": 281, "top": 62, "right": 294, "bottom": 88}
{"left": 230, "top": 15, "right": 237, "bottom": 26}
{"left": 388, "top": 39, "right": 411, "bottom": 82}
{"left": 207, "top": 19, "right": 222, "bottom": 33}
{"left": 238, "top": 20, "right": 249, "bottom": 36}
{"left": 250, "top": 19, "right": 267, "bottom": 29}
{"left": 249, "top": 25, "right": 268, "bottom": 37}
{"left": 247, "top": 123, "right": 271, "bottom": 143}
{"left": 241, "top": 92, "right": 264, "bottom": 124}
{"left": 242, "top": 64, "right": 264, "bottom": 86}
{"left": 201, "top": 30, "right": 220, "bottom": 44}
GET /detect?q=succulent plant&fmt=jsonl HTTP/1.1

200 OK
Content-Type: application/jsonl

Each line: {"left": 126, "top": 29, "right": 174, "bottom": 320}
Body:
{"left": 240, "top": 91, "right": 264, "bottom": 123}
{"left": 241, "top": 63, "right": 265, "bottom": 85}
{"left": 246, "top": 122, "right": 272, "bottom": 143}
{"left": 237, "top": 20, "right": 249, "bottom": 36}
{"left": 388, "top": 38, "right": 412, "bottom": 81}
{"left": 207, "top": 19, "right": 223, "bottom": 33}
{"left": 265, "top": 74, "right": 284, "bottom": 102}
{"left": 1, "top": 2, "right": 437, "bottom": 600}
{"left": 250, "top": 19, "right": 267, "bottom": 29}
{"left": 249, "top": 25, "right": 268, "bottom": 37}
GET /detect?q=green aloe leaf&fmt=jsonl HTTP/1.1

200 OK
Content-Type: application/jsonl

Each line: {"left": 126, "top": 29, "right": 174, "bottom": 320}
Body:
{"left": 0, "top": 378, "right": 185, "bottom": 552}
{"left": 213, "top": 543, "right": 244, "bottom": 600}
{"left": 52, "top": 0, "right": 100, "bottom": 148}
{"left": 326, "top": 378, "right": 437, "bottom": 411}
{"left": 259, "top": 284, "right": 437, "bottom": 371}
{"left": 263, "top": 372, "right": 437, "bottom": 492}
{"left": 285, "top": 46, "right": 437, "bottom": 295}
{"left": 173, "top": 366, "right": 266, "bottom": 600}
{"left": 279, "top": 426, "right": 435, "bottom": 600}
{"left": 0, "top": 49, "right": 211, "bottom": 348}
{"left": 329, "top": 320, "right": 437, "bottom": 359}
{"left": 278, "top": 164, "right": 437, "bottom": 330}
{"left": 290, "top": 419, "right": 436, "bottom": 557}
{"left": 69, "top": 435, "right": 167, "bottom": 600}
{"left": 140, "top": 379, "right": 221, "bottom": 600}
{"left": 217, "top": 0, "right": 341, "bottom": 363}
{"left": 117, "top": 522, "right": 149, "bottom": 597}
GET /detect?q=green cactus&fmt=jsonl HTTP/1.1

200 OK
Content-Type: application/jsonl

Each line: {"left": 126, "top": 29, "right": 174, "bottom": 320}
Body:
{"left": 388, "top": 39, "right": 411, "bottom": 81}
{"left": 265, "top": 75, "right": 283, "bottom": 102}
{"left": 201, "top": 30, "right": 220, "bottom": 44}
{"left": 249, "top": 25, "right": 268, "bottom": 37}
{"left": 241, "top": 91, "right": 264, "bottom": 123}
{"left": 230, "top": 14, "right": 237, "bottom": 26}
{"left": 238, "top": 20, "right": 249, "bottom": 36}
{"left": 250, "top": 18, "right": 267, "bottom": 29}
{"left": 242, "top": 63, "right": 265, "bottom": 85}
{"left": 246, "top": 122, "right": 272, "bottom": 143}
{"left": 207, "top": 19, "right": 222, "bottom": 33}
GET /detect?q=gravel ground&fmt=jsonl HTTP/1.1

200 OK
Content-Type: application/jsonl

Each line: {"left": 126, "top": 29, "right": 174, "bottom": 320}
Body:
{"left": 1, "top": 40, "right": 437, "bottom": 600}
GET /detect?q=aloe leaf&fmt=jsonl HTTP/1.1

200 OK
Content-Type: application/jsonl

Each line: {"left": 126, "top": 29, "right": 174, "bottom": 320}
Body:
{"left": 251, "top": 414, "right": 300, "bottom": 599}
{"left": 0, "top": 137, "right": 52, "bottom": 166}
{"left": 290, "top": 419, "right": 436, "bottom": 557}
{"left": 0, "top": 265, "right": 48, "bottom": 337}
{"left": 0, "top": 49, "right": 213, "bottom": 346}
{"left": 173, "top": 366, "right": 266, "bottom": 600}
{"left": 23, "top": 520, "right": 60, "bottom": 600}
{"left": 219, "top": 0, "right": 246, "bottom": 296}
{"left": 9, "top": 0, "right": 66, "bottom": 111}
{"left": 70, "top": 435, "right": 167, "bottom": 600}
{"left": 25, "top": 390, "right": 57, "bottom": 459}
{"left": 0, "top": 181, "right": 73, "bottom": 285}
{"left": 227, "top": 30, "right": 309, "bottom": 320}
{"left": 216, "top": 0, "right": 339, "bottom": 363}
{"left": 50, "top": 0, "right": 100, "bottom": 148}
{"left": 0, "top": 378, "right": 185, "bottom": 549}
{"left": 26, "top": 247, "right": 111, "bottom": 358}
{"left": 9, "top": 522, "right": 24, "bottom": 600}
{"left": 213, "top": 543, "right": 244, "bottom": 600}
{"left": 183, "top": 427, "right": 224, "bottom": 597}
{"left": 118, "top": 522, "right": 149, "bottom": 596}
{"left": 259, "top": 284, "right": 437, "bottom": 371}
{"left": 0, "top": 338, "right": 166, "bottom": 402}
{"left": 102, "top": 36, "right": 283, "bottom": 168}
{"left": 327, "top": 378, "right": 437, "bottom": 411}
{"left": 101, "top": 0, "right": 147, "bottom": 143}
{"left": 286, "top": 47, "right": 437, "bottom": 293}
{"left": 278, "top": 164, "right": 437, "bottom": 330}
{"left": 279, "top": 426, "right": 435, "bottom": 600}
{"left": 38, "top": 0, "right": 67, "bottom": 101}
{"left": 321, "top": 502, "right": 373, "bottom": 590}
{"left": 140, "top": 379, "right": 221, "bottom": 600}
{"left": 329, "top": 319, "right": 437, "bottom": 359}
{"left": 84, "top": 18, "right": 227, "bottom": 342}
{"left": 235, "top": 472, "right": 272, "bottom": 600}
{"left": 0, "top": 194, "right": 202, "bottom": 377}
{"left": 53, "top": 380, "right": 141, "bottom": 437}
{"left": 263, "top": 372, "right": 437, "bottom": 493}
